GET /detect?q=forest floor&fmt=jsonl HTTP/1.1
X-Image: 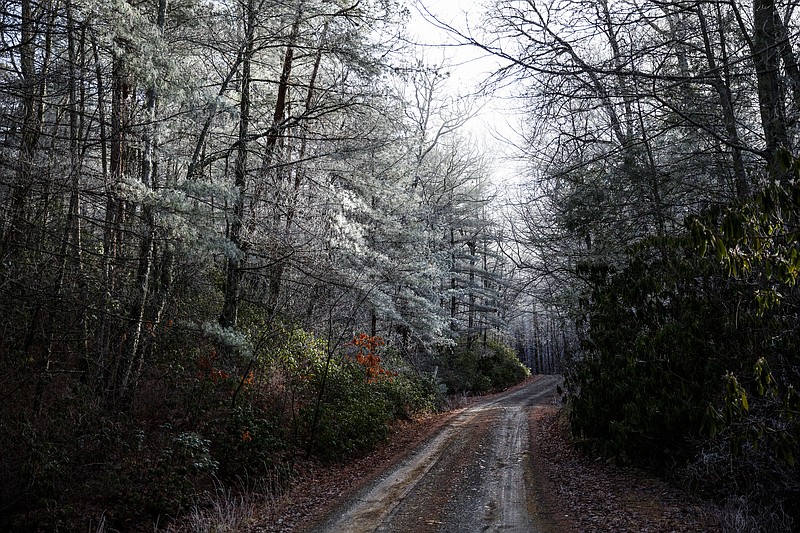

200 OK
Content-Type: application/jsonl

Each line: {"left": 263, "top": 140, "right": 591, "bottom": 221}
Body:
{"left": 254, "top": 375, "right": 723, "bottom": 532}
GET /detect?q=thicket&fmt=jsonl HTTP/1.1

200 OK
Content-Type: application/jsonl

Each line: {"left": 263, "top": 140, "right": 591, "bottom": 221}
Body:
{"left": 0, "top": 321, "right": 433, "bottom": 530}
{"left": 0, "top": 309, "right": 529, "bottom": 531}
{"left": 568, "top": 179, "right": 800, "bottom": 528}
{"left": 439, "top": 339, "right": 531, "bottom": 394}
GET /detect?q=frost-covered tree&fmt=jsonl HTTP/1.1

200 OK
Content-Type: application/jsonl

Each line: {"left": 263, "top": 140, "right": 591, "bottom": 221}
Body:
{"left": 452, "top": 0, "right": 800, "bottom": 347}
{"left": 0, "top": 0, "right": 510, "bottom": 413}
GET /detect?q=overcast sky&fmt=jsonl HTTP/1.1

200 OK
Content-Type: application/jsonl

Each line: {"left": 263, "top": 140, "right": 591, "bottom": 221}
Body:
{"left": 407, "top": 1, "right": 497, "bottom": 93}
{"left": 407, "top": 0, "right": 525, "bottom": 186}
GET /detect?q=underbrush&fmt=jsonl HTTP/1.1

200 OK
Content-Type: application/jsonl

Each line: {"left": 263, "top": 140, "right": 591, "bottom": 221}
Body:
{"left": 439, "top": 338, "right": 530, "bottom": 394}
{"left": 164, "top": 475, "right": 286, "bottom": 533}
{"left": 679, "top": 437, "right": 798, "bottom": 532}
{"left": 0, "top": 323, "right": 443, "bottom": 531}
{"left": 565, "top": 235, "right": 800, "bottom": 532}
{"left": 0, "top": 319, "right": 532, "bottom": 531}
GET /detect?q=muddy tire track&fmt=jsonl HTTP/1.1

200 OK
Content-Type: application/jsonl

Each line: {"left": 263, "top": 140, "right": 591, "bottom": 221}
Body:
{"left": 307, "top": 375, "right": 562, "bottom": 533}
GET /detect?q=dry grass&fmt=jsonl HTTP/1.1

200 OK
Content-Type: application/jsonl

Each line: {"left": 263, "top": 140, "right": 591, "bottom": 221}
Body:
{"left": 719, "top": 495, "right": 795, "bottom": 533}
{"left": 165, "top": 474, "right": 284, "bottom": 533}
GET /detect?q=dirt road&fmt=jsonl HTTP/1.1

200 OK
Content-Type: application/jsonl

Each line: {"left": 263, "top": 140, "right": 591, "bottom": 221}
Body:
{"left": 307, "top": 375, "right": 562, "bottom": 533}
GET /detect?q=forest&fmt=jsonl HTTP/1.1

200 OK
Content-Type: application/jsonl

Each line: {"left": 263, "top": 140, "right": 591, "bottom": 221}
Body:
{"left": 0, "top": 0, "right": 798, "bottom": 530}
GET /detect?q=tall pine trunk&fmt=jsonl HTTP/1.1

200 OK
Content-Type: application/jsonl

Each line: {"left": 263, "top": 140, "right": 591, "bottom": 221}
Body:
{"left": 220, "top": 0, "right": 255, "bottom": 328}
{"left": 753, "top": 0, "right": 790, "bottom": 185}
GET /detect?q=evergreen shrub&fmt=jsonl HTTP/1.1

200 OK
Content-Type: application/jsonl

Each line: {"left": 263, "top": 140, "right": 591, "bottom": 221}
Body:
{"left": 441, "top": 339, "right": 530, "bottom": 394}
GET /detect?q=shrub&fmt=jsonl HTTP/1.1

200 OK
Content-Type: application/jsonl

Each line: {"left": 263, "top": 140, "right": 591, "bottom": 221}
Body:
{"left": 304, "top": 376, "right": 392, "bottom": 459}
{"left": 210, "top": 403, "right": 287, "bottom": 478}
{"left": 477, "top": 340, "right": 531, "bottom": 390}
{"left": 298, "top": 333, "right": 440, "bottom": 460}
{"left": 440, "top": 339, "right": 530, "bottom": 394}
{"left": 569, "top": 228, "right": 800, "bottom": 524}
{"left": 567, "top": 241, "right": 747, "bottom": 467}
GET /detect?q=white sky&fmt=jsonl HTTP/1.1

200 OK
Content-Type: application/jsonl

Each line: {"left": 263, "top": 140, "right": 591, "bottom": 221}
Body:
{"left": 408, "top": 2, "right": 495, "bottom": 82}
{"left": 406, "top": 0, "right": 526, "bottom": 187}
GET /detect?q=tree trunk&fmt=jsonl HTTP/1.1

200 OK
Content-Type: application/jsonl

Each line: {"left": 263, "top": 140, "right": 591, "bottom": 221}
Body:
{"left": 33, "top": 1, "right": 85, "bottom": 412}
{"left": 263, "top": 0, "right": 304, "bottom": 317}
{"left": 97, "top": 52, "right": 130, "bottom": 402}
{"left": 114, "top": 0, "right": 170, "bottom": 407}
{"left": 74, "top": 17, "right": 90, "bottom": 382}
{"left": 220, "top": 0, "right": 255, "bottom": 328}
{"left": 694, "top": 4, "right": 750, "bottom": 198}
{"left": 92, "top": 32, "right": 113, "bottom": 395}
{"left": 774, "top": 14, "right": 800, "bottom": 121}
{"left": 752, "top": 0, "right": 790, "bottom": 185}
{"left": 3, "top": 0, "right": 41, "bottom": 254}
{"left": 467, "top": 239, "right": 476, "bottom": 347}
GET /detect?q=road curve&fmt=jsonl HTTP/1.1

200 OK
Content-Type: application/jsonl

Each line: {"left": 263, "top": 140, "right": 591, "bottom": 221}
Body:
{"left": 307, "top": 374, "right": 562, "bottom": 533}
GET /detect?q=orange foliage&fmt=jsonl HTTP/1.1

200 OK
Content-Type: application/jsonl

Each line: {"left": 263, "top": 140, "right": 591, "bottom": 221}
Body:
{"left": 196, "top": 350, "right": 231, "bottom": 383}
{"left": 349, "top": 334, "right": 397, "bottom": 383}
{"left": 197, "top": 352, "right": 258, "bottom": 398}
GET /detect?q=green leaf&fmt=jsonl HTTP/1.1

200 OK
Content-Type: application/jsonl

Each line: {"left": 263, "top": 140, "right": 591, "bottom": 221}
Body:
{"left": 715, "top": 237, "right": 727, "bottom": 261}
